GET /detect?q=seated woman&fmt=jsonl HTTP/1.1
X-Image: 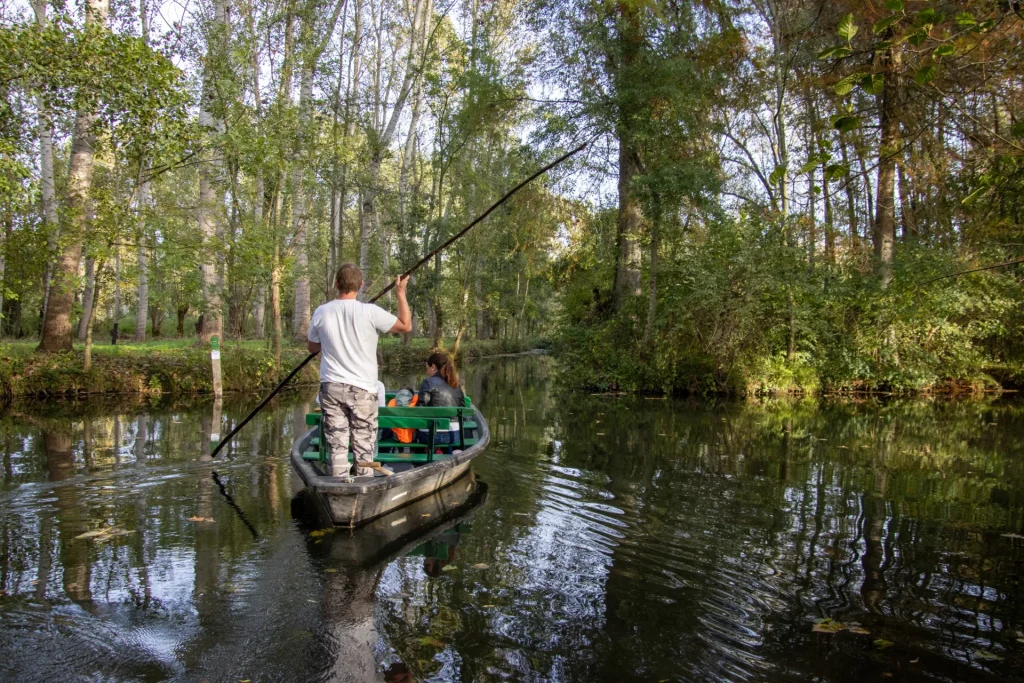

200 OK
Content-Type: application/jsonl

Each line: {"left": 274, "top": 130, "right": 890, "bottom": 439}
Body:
{"left": 417, "top": 352, "right": 465, "bottom": 449}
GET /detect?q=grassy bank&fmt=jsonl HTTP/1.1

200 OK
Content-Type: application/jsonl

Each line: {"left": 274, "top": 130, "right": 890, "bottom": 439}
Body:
{"left": 0, "top": 337, "right": 537, "bottom": 398}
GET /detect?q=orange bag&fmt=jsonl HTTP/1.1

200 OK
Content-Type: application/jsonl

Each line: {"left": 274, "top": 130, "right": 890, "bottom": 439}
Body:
{"left": 387, "top": 394, "right": 418, "bottom": 443}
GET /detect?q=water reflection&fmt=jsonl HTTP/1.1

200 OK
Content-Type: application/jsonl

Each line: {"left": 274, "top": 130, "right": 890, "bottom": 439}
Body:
{"left": 0, "top": 358, "right": 1022, "bottom": 681}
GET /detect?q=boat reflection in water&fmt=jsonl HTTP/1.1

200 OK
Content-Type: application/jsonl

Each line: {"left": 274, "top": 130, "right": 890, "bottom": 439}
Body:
{"left": 292, "top": 473, "right": 487, "bottom": 683}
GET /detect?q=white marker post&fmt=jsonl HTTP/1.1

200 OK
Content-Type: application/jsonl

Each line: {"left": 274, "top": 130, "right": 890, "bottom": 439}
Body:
{"left": 210, "top": 335, "right": 223, "bottom": 398}
{"left": 209, "top": 336, "right": 224, "bottom": 457}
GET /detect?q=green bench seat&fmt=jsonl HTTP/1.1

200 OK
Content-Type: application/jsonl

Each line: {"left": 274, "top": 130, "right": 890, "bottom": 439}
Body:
{"left": 304, "top": 399, "right": 478, "bottom": 467}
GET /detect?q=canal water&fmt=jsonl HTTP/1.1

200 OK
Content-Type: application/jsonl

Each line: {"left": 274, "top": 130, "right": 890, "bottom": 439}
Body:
{"left": 1, "top": 355, "right": 1023, "bottom": 682}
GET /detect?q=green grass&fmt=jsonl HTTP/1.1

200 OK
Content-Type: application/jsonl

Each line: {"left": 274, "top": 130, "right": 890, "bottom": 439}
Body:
{"left": 0, "top": 336, "right": 537, "bottom": 398}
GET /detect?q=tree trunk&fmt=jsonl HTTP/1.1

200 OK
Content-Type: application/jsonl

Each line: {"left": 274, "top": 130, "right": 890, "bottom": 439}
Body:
{"left": 614, "top": 142, "right": 643, "bottom": 310}
{"left": 37, "top": 0, "right": 108, "bottom": 353}
{"left": 822, "top": 152, "right": 835, "bottom": 263}
{"left": 135, "top": 217, "right": 149, "bottom": 340}
{"left": 33, "top": 0, "right": 60, "bottom": 337}
{"left": 134, "top": 0, "right": 151, "bottom": 342}
{"left": 839, "top": 140, "right": 857, "bottom": 242}
{"left": 873, "top": 44, "right": 902, "bottom": 287}
{"left": 176, "top": 304, "right": 188, "bottom": 336}
{"left": 612, "top": 2, "right": 642, "bottom": 312}
{"left": 77, "top": 258, "right": 96, "bottom": 341}
{"left": 197, "top": 0, "right": 228, "bottom": 342}
{"left": 83, "top": 261, "right": 104, "bottom": 371}
{"left": 291, "top": 65, "right": 313, "bottom": 340}
{"left": 897, "top": 160, "right": 915, "bottom": 241}
{"left": 643, "top": 214, "right": 658, "bottom": 346}
{"left": 357, "top": 0, "right": 427, "bottom": 300}
{"left": 112, "top": 249, "right": 122, "bottom": 334}
{"left": 271, "top": 241, "right": 282, "bottom": 371}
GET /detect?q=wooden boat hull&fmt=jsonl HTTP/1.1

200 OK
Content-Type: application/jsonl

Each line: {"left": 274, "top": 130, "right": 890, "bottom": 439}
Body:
{"left": 289, "top": 406, "right": 490, "bottom": 527}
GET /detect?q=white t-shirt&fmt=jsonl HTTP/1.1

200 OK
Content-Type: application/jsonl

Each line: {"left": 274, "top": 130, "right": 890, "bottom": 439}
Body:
{"left": 308, "top": 299, "right": 398, "bottom": 393}
{"left": 376, "top": 381, "right": 386, "bottom": 407}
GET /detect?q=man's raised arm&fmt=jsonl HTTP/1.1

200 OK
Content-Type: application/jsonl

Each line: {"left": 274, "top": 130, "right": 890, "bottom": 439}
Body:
{"left": 388, "top": 275, "right": 412, "bottom": 334}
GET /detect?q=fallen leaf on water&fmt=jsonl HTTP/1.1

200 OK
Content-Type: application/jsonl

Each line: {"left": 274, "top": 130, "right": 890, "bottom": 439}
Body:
{"left": 910, "top": 658, "right": 919, "bottom": 664}
{"left": 309, "top": 529, "right": 334, "bottom": 538}
{"left": 482, "top": 604, "right": 495, "bottom": 608}
{"left": 974, "top": 649, "right": 1004, "bottom": 661}
{"left": 849, "top": 627, "right": 871, "bottom": 635}
{"left": 874, "top": 639, "right": 894, "bottom": 650}
{"left": 76, "top": 527, "right": 135, "bottom": 541}
{"left": 306, "top": 599, "right": 317, "bottom": 604}
{"left": 324, "top": 568, "right": 337, "bottom": 573}
{"left": 441, "top": 565, "right": 458, "bottom": 572}
{"left": 76, "top": 529, "right": 112, "bottom": 539}
{"left": 420, "top": 514, "right": 431, "bottom": 518}
{"left": 596, "top": 433, "right": 606, "bottom": 436}
{"left": 417, "top": 637, "right": 446, "bottom": 648}
{"left": 188, "top": 517, "right": 215, "bottom": 523}
{"left": 472, "top": 563, "right": 489, "bottom": 569}
{"left": 240, "top": 680, "right": 251, "bottom": 682}
{"left": 839, "top": 446, "right": 849, "bottom": 449}
{"left": 1001, "top": 533, "right": 1024, "bottom": 540}
{"left": 812, "top": 618, "right": 847, "bottom": 634}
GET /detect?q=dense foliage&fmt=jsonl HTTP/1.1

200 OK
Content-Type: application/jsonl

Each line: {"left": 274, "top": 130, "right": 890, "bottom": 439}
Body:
{"left": 0, "top": 0, "right": 1022, "bottom": 393}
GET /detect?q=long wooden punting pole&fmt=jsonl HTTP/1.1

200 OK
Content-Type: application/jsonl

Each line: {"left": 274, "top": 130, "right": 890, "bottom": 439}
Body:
{"left": 208, "top": 140, "right": 590, "bottom": 460}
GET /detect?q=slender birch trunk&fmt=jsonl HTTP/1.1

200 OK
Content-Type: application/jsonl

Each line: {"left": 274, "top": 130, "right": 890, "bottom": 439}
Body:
{"left": 134, "top": 0, "right": 151, "bottom": 341}
{"left": 290, "top": 65, "right": 313, "bottom": 339}
{"left": 33, "top": 0, "right": 60, "bottom": 333}
{"left": 77, "top": 258, "right": 95, "bottom": 340}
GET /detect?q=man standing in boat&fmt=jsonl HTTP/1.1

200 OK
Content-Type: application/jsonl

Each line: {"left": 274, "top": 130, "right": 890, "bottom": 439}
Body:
{"left": 307, "top": 264, "right": 412, "bottom": 480}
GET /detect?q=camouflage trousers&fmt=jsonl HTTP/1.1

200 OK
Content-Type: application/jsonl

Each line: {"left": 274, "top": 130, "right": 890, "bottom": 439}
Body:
{"left": 319, "top": 382, "right": 378, "bottom": 478}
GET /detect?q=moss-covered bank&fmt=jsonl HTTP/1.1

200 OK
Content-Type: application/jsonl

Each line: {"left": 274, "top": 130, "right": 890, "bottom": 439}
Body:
{"left": 0, "top": 337, "right": 536, "bottom": 398}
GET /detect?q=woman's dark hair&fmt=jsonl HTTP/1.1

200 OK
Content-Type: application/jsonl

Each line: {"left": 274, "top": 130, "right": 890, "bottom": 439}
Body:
{"left": 426, "top": 351, "right": 459, "bottom": 388}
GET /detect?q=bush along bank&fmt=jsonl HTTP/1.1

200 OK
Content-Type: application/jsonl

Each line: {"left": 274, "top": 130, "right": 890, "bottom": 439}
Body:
{"left": 0, "top": 338, "right": 537, "bottom": 398}
{"left": 553, "top": 236, "right": 1021, "bottom": 397}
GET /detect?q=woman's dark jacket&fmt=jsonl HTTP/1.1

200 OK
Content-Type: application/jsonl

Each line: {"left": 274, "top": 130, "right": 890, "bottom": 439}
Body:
{"left": 418, "top": 375, "right": 465, "bottom": 407}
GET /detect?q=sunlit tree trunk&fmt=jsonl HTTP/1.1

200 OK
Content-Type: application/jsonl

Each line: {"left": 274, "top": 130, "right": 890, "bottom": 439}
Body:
{"left": 37, "top": 0, "right": 108, "bottom": 353}
{"left": 197, "top": 0, "right": 229, "bottom": 342}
